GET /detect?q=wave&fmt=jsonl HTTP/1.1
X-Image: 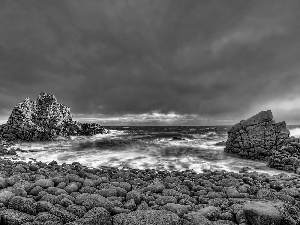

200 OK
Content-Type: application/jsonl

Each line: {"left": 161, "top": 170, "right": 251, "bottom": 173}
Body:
{"left": 289, "top": 127, "right": 300, "bottom": 138}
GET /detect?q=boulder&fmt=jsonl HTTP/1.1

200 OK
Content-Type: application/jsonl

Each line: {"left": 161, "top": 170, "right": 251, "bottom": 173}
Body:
{"left": 243, "top": 201, "right": 282, "bottom": 225}
{"left": 0, "top": 92, "right": 109, "bottom": 142}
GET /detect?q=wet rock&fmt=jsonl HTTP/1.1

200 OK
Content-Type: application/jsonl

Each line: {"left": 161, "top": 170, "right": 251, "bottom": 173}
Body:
{"left": 113, "top": 210, "right": 181, "bottom": 225}
{"left": 215, "top": 141, "right": 226, "bottom": 146}
{"left": 243, "top": 201, "right": 282, "bottom": 225}
{"left": 171, "top": 137, "right": 185, "bottom": 141}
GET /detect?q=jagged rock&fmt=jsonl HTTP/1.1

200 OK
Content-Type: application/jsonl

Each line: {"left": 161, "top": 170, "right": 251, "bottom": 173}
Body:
{"left": 225, "top": 110, "right": 289, "bottom": 160}
{"left": 0, "top": 92, "right": 109, "bottom": 142}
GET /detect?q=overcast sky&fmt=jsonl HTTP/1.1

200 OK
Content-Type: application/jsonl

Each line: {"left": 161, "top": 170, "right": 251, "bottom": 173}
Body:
{"left": 1, "top": 0, "right": 300, "bottom": 125}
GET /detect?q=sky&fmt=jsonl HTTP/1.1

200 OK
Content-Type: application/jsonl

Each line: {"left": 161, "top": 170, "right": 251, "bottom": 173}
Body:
{"left": 1, "top": 0, "right": 300, "bottom": 126}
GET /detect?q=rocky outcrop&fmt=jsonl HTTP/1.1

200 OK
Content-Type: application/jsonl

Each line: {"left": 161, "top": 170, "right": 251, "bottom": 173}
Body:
{"left": 225, "top": 110, "right": 290, "bottom": 160}
{"left": 225, "top": 110, "right": 300, "bottom": 173}
{"left": 0, "top": 92, "right": 109, "bottom": 142}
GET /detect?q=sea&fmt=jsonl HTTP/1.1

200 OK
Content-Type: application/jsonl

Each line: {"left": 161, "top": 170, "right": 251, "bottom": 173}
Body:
{"left": 12, "top": 125, "right": 300, "bottom": 176}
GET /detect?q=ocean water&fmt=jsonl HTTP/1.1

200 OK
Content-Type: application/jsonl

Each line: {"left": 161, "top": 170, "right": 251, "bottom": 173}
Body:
{"left": 12, "top": 125, "right": 300, "bottom": 176}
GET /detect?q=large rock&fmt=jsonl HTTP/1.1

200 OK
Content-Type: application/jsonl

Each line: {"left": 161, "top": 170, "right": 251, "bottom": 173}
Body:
{"left": 0, "top": 92, "right": 109, "bottom": 141}
{"left": 243, "top": 201, "right": 282, "bottom": 225}
{"left": 225, "top": 110, "right": 289, "bottom": 160}
{"left": 225, "top": 110, "right": 300, "bottom": 173}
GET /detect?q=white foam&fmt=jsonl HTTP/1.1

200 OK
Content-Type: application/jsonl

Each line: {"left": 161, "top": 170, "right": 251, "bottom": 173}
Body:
{"left": 289, "top": 127, "right": 300, "bottom": 138}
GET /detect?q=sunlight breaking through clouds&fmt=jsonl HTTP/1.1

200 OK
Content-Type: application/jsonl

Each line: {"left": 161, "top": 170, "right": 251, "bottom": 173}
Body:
{"left": 74, "top": 112, "right": 234, "bottom": 126}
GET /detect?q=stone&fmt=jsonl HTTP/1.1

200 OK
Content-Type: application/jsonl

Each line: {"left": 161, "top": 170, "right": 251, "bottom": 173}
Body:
{"left": 0, "top": 177, "right": 8, "bottom": 189}
{"left": 35, "top": 212, "right": 62, "bottom": 223}
{"left": 113, "top": 210, "right": 181, "bottom": 225}
{"left": 68, "top": 207, "right": 112, "bottom": 225}
{"left": 243, "top": 201, "right": 282, "bottom": 225}
{"left": 65, "top": 183, "right": 79, "bottom": 193}
{"left": 163, "top": 203, "right": 191, "bottom": 217}
{"left": 49, "top": 206, "right": 78, "bottom": 223}
{"left": 0, "top": 190, "right": 15, "bottom": 206}
{"left": 155, "top": 196, "right": 177, "bottom": 206}
{"left": 66, "top": 204, "right": 87, "bottom": 218}
{"left": 35, "top": 179, "right": 54, "bottom": 189}
{"left": 182, "top": 212, "right": 213, "bottom": 225}
{"left": 75, "top": 193, "right": 114, "bottom": 211}
{"left": 126, "top": 190, "right": 141, "bottom": 205}
{"left": 197, "top": 206, "right": 221, "bottom": 220}
{"left": 8, "top": 196, "right": 37, "bottom": 215}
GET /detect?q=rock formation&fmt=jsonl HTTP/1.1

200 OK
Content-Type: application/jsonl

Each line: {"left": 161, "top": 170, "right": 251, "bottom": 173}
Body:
{"left": 225, "top": 110, "right": 300, "bottom": 173}
{"left": 0, "top": 92, "right": 109, "bottom": 142}
{"left": 225, "top": 110, "right": 290, "bottom": 160}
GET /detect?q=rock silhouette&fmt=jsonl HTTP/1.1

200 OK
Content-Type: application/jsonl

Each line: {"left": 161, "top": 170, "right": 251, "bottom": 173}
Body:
{"left": 0, "top": 92, "right": 109, "bottom": 142}
{"left": 225, "top": 110, "right": 300, "bottom": 173}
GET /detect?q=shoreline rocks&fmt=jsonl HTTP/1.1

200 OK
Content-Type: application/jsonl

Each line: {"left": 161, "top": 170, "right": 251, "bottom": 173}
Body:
{"left": 225, "top": 110, "right": 300, "bottom": 174}
{"left": 0, "top": 158, "right": 300, "bottom": 224}
{"left": 0, "top": 92, "right": 109, "bottom": 142}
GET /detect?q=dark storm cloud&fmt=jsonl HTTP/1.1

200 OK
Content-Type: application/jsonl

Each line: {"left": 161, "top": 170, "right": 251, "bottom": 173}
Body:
{"left": 1, "top": 0, "right": 300, "bottom": 125}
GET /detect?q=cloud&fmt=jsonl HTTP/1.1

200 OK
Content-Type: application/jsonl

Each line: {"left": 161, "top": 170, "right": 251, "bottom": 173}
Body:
{"left": 0, "top": 0, "right": 300, "bottom": 125}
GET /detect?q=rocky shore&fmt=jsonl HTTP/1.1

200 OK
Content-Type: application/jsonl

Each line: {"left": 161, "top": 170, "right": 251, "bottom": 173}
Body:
{"left": 0, "top": 158, "right": 299, "bottom": 225}
{"left": 1, "top": 98, "right": 300, "bottom": 224}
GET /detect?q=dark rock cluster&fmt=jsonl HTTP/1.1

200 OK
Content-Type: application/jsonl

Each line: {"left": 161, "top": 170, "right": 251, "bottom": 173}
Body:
{"left": 225, "top": 110, "right": 300, "bottom": 174}
{"left": 0, "top": 159, "right": 300, "bottom": 225}
{"left": 0, "top": 92, "right": 109, "bottom": 142}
